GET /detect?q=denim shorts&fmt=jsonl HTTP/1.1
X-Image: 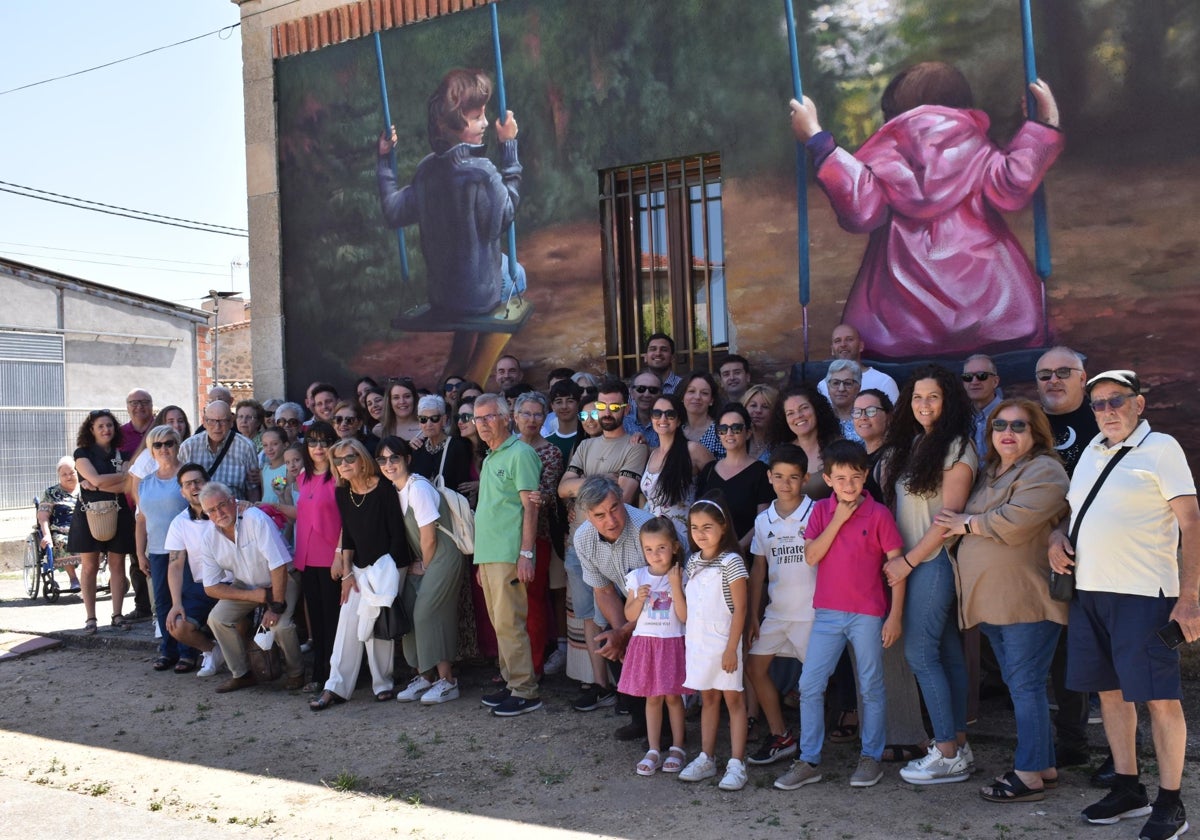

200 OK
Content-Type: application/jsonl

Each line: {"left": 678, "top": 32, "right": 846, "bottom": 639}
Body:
{"left": 1067, "top": 589, "right": 1181, "bottom": 702}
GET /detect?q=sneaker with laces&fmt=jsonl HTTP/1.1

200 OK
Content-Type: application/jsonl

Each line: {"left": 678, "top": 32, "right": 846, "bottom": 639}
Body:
{"left": 774, "top": 760, "right": 822, "bottom": 790}
{"left": 1083, "top": 783, "right": 1152, "bottom": 825}
{"left": 572, "top": 684, "right": 617, "bottom": 712}
{"left": 196, "top": 646, "right": 224, "bottom": 678}
{"left": 849, "top": 756, "right": 884, "bottom": 788}
{"left": 678, "top": 752, "right": 717, "bottom": 782}
{"left": 719, "top": 758, "right": 748, "bottom": 791}
{"left": 492, "top": 695, "right": 543, "bottom": 717}
{"left": 748, "top": 731, "right": 799, "bottom": 765}
{"left": 959, "top": 741, "right": 976, "bottom": 773}
{"left": 1139, "top": 800, "right": 1189, "bottom": 840}
{"left": 543, "top": 648, "right": 566, "bottom": 675}
{"left": 480, "top": 687, "right": 512, "bottom": 708}
{"left": 396, "top": 675, "right": 433, "bottom": 702}
{"left": 899, "top": 743, "right": 970, "bottom": 785}
{"left": 419, "top": 678, "right": 460, "bottom": 704}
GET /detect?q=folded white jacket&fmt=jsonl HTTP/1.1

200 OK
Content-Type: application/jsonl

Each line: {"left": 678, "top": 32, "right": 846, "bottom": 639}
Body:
{"left": 354, "top": 554, "right": 401, "bottom": 643}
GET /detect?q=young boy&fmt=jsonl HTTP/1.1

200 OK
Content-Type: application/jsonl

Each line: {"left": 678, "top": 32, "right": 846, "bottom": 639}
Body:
{"left": 745, "top": 444, "right": 818, "bottom": 766}
{"left": 774, "top": 439, "right": 904, "bottom": 791}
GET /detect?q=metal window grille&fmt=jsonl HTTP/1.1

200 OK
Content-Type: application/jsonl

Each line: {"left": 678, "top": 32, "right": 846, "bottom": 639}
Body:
{"left": 0, "top": 408, "right": 130, "bottom": 510}
{"left": 600, "top": 153, "right": 727, "bottom": 378}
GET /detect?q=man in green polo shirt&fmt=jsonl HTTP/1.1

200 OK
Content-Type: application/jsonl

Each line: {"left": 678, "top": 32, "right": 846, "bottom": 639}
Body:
{"left": 472, "top": 393, "right": 544, "bottom": 717}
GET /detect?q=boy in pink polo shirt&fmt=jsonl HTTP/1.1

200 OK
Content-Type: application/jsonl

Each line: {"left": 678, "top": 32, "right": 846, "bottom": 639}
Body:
{"left": 774, "top": 440, "right": 904, "bottom": 792}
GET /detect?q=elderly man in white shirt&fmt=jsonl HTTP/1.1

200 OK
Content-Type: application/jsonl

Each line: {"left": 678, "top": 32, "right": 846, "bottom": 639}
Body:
{"left": 198, "top": 482, "right": 303, "bottom": 693}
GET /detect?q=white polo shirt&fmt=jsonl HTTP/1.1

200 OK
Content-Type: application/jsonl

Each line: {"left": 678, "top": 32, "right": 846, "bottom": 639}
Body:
{"left": 199, "top": 506, "right": 292, "bottom": 590}
{"left": 164, "top": 508, "right": 215, "bottom": 580}
{"left": 1072, "top": 421, "right": 1196, "bottom": 598}
{"left": 750, "top": 498, "right": 818, "bottom": 622}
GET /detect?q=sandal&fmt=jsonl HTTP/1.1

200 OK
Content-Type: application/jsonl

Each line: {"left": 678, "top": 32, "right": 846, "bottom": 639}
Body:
{"left": 111, "top": 613, "right": 132, "bottom": 631}
{"left": 375, "top": 689, "right": 396, "bottom": 702}
{"left": 83, "top": 617, "right": 98, "bottom": 635}
{"left": 174, "top": 658, "right": 197, "bottom": 674}
{"left": 980, "top": 770, "right": 1045, "bottom": 803}
{"left": 828, "top": 709, "right": 859, "bottom": 743}
{"left": 1042, "top": 775, "right": 1059, "bottom": 790}
{"left": 308, "top": 690, "right": 347, "bottom": 712}
{"left": 152, "top": 656, "right": 177, "bottom": 671}
{"left": 881, "top": 743, "right": 925, "bottom": 763}
{"left": 636, "top": 749, "right": 663, "bottom": 777}
{"left": 662, "top": 747, "right": 687, "bottom": 774}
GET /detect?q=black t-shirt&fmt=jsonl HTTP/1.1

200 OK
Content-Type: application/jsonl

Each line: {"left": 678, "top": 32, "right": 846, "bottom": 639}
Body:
{"left": 1046, "top": 401, "right": 1099, "bottom": 477}
{"left": 335, "top": 480, "right": 412, "bottom": 568}
{"left": 73, "top": 445, "right": 124, "bottom": 504}
{"left": 698, "top": 458, "right": 776, "bottom": 541}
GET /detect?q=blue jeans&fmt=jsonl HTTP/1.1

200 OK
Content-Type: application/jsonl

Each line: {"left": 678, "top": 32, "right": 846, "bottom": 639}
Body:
{"left": 798, "top": 609, "right": 886, "bottom": 764}
{"left": 981, "top": 620, "right": 1061, "bottom": 771}
{"left": 150, "top": 552, "right": 198, "bottom": 662}
{"left": 563, "top": 544, "right": 595, "bottom": 622}
{"left": 902, "top": 549, "right": 968, "bottom": 743}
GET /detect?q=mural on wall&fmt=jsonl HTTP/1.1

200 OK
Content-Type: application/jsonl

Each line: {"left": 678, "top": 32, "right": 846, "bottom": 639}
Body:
{"left": 275, "top": 0, "right": 1198, "bottom": 449}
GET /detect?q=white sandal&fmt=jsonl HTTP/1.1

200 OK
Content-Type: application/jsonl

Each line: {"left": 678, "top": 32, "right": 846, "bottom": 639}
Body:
{"left": 662, "top": 746, "right": 686, "bottom": 773}
{"left": 636, "top": 749, "right": 663, "bottom": 776}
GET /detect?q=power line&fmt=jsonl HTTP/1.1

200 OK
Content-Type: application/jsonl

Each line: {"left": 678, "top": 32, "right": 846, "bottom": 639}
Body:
{"left": 0, "top": 24, "right": 241, "bottom": 97}
{"left": 0, "top": 240, "right": 230, "bottom": 269}
{"left": 0, "top": 250, "right": 231, "bottom": 278}
{"left": 0, "top": 181, "right": 248, "bottom": 238}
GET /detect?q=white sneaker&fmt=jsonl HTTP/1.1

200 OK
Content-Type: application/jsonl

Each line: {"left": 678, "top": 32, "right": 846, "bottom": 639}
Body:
{"left": 419, "top": 678, "right": 460, "bottom": 704}
{"left": 154, "top": 623, "right": 162, "bottom": 639}
{"left": 543, "top": 648, "right": 566, "bottom": 675}
{"left": 959, "top": 741, "right": 976, "bottom": 773}
{"left": 396, "top": 675, "right": 432, "bottom": 702}
{"left": 300, "top": 641, "right": 312, "bottom": 654}
{"left": 678, "top": 752, "right": 717, "bottom": 782}
{"left": 899, "top": 743, "right": 970, "bottom": 785}
{"left": 196, "top": 646, "right": 224, "bottom": 678}
{"left": 718, "top": 758, "right": 748, "bottom": 791}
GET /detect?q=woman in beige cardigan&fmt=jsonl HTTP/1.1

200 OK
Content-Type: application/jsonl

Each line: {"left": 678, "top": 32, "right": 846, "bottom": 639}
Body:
{"left": 936, "top": 398, "right": 1069, "bottom": 804}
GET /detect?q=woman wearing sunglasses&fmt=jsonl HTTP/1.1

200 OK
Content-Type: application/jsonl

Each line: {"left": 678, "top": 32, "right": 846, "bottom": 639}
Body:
{"left": 640, "top": 394, "right": 714, "bottom": 544}
{"left": 934, "top": 399, "right": 1069, "bottom": 802}
{"left": 331, "top": 399, "right": 379, "bottom": 455}
{"left": 310, "top": 437, "right": 412, "bottom": 710}
{"left": 697, "top": 402, "right": 775, "bottom": 555}
{"left": 294, "top": 420, "right": 340, "bottom": 693}
{"left": 410, "top": 395, "right": 474, "bottom": 502}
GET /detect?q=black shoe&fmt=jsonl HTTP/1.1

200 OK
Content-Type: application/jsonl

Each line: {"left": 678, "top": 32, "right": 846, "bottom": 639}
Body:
{"left": 1057, "top": 745, "right": 1091, "bottom": 767}
{"left": 1091, "top": 754, "right": 1118, "bottom": 788}
{"left": 1139, "top": 800, "right": 1189, "bottom": 840}
{"left": 1083, "top": 784, "right": 1152, "bottom": 825}
{"left": 572, "top": 684, "right": 616, "bottom": 712}
{"left": 614, "top": 722, "right": 648, "bottom": 741}
{"left": 122, "top": 608, "right": 153, "bottom": 622}
{"left": 480, "top": 688, "right": 511, "bottom": 708}
{"left": 492, "top": 696, "right": 543, "bottom": 717}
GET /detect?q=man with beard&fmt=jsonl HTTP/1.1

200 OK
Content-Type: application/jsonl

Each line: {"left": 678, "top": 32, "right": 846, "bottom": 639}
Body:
{"left": 643, "top": 333, "right": 681, "bottom": 395}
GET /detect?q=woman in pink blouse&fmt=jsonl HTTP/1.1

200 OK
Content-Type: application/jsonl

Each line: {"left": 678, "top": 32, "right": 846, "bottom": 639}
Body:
{"left": 293, "top": 420, "right": 341, "bottom": 691}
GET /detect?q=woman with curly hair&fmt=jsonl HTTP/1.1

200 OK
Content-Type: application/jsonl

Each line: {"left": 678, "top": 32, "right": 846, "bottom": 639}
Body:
{"left": 640, "top": 393, "right": 714, "bottom": 543}
{"left": 767, "top": 383, "right": 841, "bottom": 501}
{"left": 879, "top": 364, "right": 978, "bottom": 785}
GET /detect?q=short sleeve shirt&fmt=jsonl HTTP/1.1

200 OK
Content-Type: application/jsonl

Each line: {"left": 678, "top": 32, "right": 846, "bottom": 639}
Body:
{"left": 750, "top": 498, "right": 818, "bottom": 622}
{"left": 165, "top": 508, "right": 218, "bottom": 580}
{"left": 564, "top": 435, "right": 649, "bottom": 540}
{"left": 806, "top": 492, "right": 904, "bottom": 618}
{"left": 475, "top": 435, "right": 542, "bottom": 564}
{"left": 624, "top": 566, "right": 685, "bottom": 639}
{"left": 199, "top": 506, "right": 291, "bottom": 589}
{"left": 684, "top": 550, "right": 749, "bottom": 613}
{"left": 575, "top": 504, "right": 655, "bottom": 590}
{"left": 893, "top": 436, "right": 977, "bottom": 563}
{"left": 178, "top": 431, "right": 259, "bottom": 499}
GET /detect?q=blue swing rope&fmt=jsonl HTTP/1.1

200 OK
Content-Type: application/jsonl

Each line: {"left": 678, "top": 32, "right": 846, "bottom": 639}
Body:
{"left": 783, "top": 0, "right": 811, "bottom": 363}
{"left": 1020, "top": 0, "right": 1052, "bottom": 337}
{"left": 374, "top": 31, "right": 411, "bottom": 284}
{"left": 491, "top": 2, "right": 521, "bottom": 310}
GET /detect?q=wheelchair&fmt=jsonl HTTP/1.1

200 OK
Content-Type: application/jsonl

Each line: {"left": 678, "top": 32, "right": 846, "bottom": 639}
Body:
{"left": 23, "top": 497, "right": 109, "bottom": 603}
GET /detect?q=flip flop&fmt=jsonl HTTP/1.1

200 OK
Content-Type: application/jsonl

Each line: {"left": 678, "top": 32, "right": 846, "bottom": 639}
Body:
{"left": 980, "top": 770, "right": 1046, "bottom": 803}
{"left": 636, "top": 749, "right": 663, "bottom": 776}
{"left": 309, "top": 691, "right": 347, "bottom": 711}
{"left": 375, "top": 690, "right": 396, "bottom": 702}
{"left": 153, "top": 656, "right": 177, "bottom": 671}
{"left": 175, "top": 658, "right": 197, "bottom": 674}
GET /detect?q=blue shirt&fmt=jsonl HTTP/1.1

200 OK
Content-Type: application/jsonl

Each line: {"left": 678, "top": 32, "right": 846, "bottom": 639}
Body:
{"left": 138, "top": 472, "right": 188, "bottom": 554}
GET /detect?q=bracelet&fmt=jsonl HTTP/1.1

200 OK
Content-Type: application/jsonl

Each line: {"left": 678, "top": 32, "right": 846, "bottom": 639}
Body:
{"left": 902, "top": 555, "right": 915, "bottom": 570}
{"left": 964, "top": 516, "right": 973, "bottom": 534}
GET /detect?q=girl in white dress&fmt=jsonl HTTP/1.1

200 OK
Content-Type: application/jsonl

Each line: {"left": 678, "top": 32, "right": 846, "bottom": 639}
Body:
{"left": 677, "top": 494, "right": 750, "bottom": 792}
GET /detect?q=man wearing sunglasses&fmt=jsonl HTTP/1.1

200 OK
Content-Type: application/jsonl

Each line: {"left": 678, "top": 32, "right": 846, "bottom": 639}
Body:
{"left": 622, "top": 370, "right": 663, "bottom": 448}
{"left": 1035, "top": 347, "right": 1098, "bottom": 476}
{"left": 1049, "top": 370, "right": 1200, "bottom": 839}
{"left": 961, "top": 354, "right": 1003, "bottom": 460}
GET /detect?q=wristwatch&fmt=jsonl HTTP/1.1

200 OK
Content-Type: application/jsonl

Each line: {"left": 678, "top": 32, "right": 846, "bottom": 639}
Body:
{"left": 518, "top": 549, "right": 534, "bottom": 560}
{"left": 268, "top": 600, "right": 287, "bottom": 613}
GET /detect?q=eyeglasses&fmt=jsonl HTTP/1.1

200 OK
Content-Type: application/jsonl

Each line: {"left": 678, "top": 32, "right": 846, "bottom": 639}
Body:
{"left": 594, "top": 402, "right": 626, "bottom": 412}
{"left": 1036, "top": 367, "right": 1082, "bottom": 382}
{"left": 331, "top": 453, "right": 359, "bottom": 466}
{"left": 473, "top": 413, "right": 503, "bottom": 425}
{"left": 333, "top": 415, "right": 359, "bottom": 426}
{"left": 376, "top": 454, "right": 404, "bottom": 465}
{"left": 201, "top": 498, "right": 235, "bottom": 517}
{"left": 516, "top": 411, "right": 544, "bottom": 421}
{"left": 990, "top": 419, "right": 1030, "bottom": 433}
{"left": 126, "top": 399, "right": 152, "bottom": 408}
{"left": 828, "top": 378, "right": 858, "bottom": 388}
{"left": 277, "top": 418, "right": 301, "bottom": 427}
{"left": 457, "top": 413, "right": 474, "bottom": 424}
{"left": 205, "top": 417, "right": 232, "bottom": 426}
{"left": 632, "top": 385, "right": 661, "bottom": 395}
{"left": 649, "top": 408, "right": 678, "bottom": 420}
{"left": 1090, "top": 394, "right": 1137, "bottom": 413}
{"left": 715, "top": 423, "right": 746, "bottom": 435}
{"left": 418, "top": 415, "right": 442, "bottom": 424}
{"left": 851, "top": 406, "right": 883, "bottom": 419}
{"left": 152, "top": 440, "right": 178, "bottom": 449}
{"left": 306, "top": 438, "right": 330, "bottom": 448}
{"left": 961, "top": 372, "right": 996, "bottom": 383}
{"left": 579, "top": 409, "right": 601, "bottom": 421}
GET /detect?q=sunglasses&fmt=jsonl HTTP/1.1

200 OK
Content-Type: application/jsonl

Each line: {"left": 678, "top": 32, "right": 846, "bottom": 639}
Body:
{"left": 1090, "top": 394, "right": 1137, "bottom": 413}
{"left": 1036, "top": 367, "right": 1081, "bottom": 382}
{"left": 152, "top": 440, "right": 178, "bottom": 449}
{"left": 277, "top": 418, "right": 301, "bottom": 427}
{"left": 333, "top": 415, "right": 359, "bottom": 425}
{"left": 306, "top": 438, "right": 330, "bottom": 448}
{"left": 456, "top": 413, "right": 474, "bottom": 424}
{"left": 715, "top": 423, "right": 746, "bottom": 435}
{"left": 650, "top": 408, "right": 678, "bottom": 420}
{"left": 594, "top": 402, "right": 627, "bottom": 412}
{"left": 418, "top": 415, "right": 442, "bottom": 424}
{"left": 331, "top": 453, "right": 359, "bottom": 466}
{"left": 376, "top": 454, "right": 404, "bottom": 465}
{"left": 990, "top": 419, "right": 1029, "bottom": 433}
{"left": 632, "top": 385, "right": 661, "bottom": 395}
{"left": 828, "top": 378, "right": 858, "bottom": 388}
{"left": 961, "top": 372, "right": 996, "bottom": 383}
{"left": 851, "top": 406, "right": 883, "bottom": 419}
{"left": 579, "top": 409, "right": 601, "bottom": 421}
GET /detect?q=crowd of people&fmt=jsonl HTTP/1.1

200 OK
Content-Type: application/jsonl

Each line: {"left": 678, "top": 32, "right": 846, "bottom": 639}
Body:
{"left": 45, "top": 324, "right": 1198, "bottom": 840}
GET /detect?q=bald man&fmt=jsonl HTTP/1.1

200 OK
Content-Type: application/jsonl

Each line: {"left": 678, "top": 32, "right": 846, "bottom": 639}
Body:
{"left": 817, "top": 324, "right": 898, "bottom": 403}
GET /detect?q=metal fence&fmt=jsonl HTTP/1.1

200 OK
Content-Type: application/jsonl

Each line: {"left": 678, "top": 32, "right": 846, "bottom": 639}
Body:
{"left": 0, "top": 408, "right": 130, "bottom": 510}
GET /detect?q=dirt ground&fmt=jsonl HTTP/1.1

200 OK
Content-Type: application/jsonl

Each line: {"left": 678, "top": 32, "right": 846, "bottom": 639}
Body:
{"left": 5, "top": 574, "right": 1200, "bottom": 839}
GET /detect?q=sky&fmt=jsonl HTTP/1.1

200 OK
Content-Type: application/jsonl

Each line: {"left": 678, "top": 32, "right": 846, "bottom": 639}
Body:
{"left": 0, "top": 1, "right": 248, "bottom": 309}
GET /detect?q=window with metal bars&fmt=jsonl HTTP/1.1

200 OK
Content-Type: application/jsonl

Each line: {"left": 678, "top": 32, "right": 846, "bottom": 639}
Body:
{"left": 600, "top": 153, "right": 727, "bottom": 379}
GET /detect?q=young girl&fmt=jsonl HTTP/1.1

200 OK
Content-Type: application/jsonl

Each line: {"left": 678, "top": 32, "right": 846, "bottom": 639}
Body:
{"left": 259, "top": 428, "right": 289, "bottom": 506}
{"left": 677, "top": 495, "right": 750, "bottom": 791}
{"left": 618, "top": 516, "right": 691, "bottom": 777}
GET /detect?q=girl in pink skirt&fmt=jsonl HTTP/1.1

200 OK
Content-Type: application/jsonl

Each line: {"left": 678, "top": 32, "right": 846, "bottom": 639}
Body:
{"left": 619, "top": 515, "right": 690, "bottom": 776}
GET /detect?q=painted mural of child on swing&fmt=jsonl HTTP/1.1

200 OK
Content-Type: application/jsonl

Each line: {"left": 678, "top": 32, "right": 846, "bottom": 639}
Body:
{"left": 376, "top": 68, "right": 528, "bottom": 378}
{"left": 790, "top": 62, "right": 1064, "bottom": 361}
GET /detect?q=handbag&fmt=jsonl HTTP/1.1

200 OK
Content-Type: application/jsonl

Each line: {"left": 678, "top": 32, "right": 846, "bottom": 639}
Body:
{"left": 1049, "top": 446, "right": 1131, "bottom": 602}
{"left": 83, "top": 499, "right": 121, "bottom": 542}
{"left": 247, "top": 625, "right": 282, "bottom": 681}
{"left": 373, "top": 592, "right": 412, "bottom": 640}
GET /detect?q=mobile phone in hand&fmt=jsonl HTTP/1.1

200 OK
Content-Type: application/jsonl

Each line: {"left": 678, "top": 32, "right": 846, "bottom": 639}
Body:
{"left": 1157, "top": 620, "right": 1186, "bottom": 650}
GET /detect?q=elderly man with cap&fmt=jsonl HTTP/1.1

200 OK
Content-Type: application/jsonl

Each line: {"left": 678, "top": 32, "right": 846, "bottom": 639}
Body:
{"left": 1049, "top": 370, "right": 1200, "bottom": 840}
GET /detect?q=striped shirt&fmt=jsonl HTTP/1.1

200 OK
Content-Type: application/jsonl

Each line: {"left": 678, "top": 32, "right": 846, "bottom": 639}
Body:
{"left": 575, "top": 504, "right": 656, "bottom": 591}
{"left": 178, "top": 431, "right": 260, "bottom": 499}
{"left": 685, "top": 550, "right": 749, "bottom": 613}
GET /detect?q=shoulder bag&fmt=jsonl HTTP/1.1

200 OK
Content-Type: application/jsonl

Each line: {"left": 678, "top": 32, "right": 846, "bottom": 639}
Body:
{"left": 1049, "top": 446, "right": 1131, "bottom": 602}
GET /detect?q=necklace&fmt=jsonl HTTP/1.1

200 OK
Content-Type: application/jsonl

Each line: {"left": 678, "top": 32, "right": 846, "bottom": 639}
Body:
{"left": 348, "top": 478, "right": 376, "bottom": 508}
{"left": 424, "top": 436, "right": 447, "bottom": 454}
